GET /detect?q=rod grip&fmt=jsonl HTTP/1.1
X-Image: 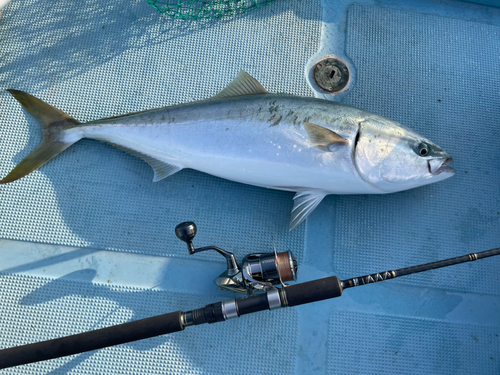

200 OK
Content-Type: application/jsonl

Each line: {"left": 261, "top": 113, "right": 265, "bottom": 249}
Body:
{"left": 237, "top": 293, "right": 270, "bottom": 315}
{"left": 283, "top": 276, "right": 343, "bottom": 307}
{"left": 0, "top": 311, "right": 184, "bottom": 369}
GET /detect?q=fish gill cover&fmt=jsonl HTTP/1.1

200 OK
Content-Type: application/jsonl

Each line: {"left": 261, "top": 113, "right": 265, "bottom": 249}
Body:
{"left": 147, "top": 0, "right": 275, "bottom": 19}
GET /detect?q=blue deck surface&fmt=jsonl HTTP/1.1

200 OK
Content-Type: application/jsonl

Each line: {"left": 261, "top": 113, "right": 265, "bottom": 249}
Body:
{"left": 0, "top": 0, "right": 499, "bottom": 374}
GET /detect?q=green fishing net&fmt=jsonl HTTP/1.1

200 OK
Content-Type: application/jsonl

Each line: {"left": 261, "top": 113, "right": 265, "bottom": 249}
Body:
{"left": 147, "top": 0, "right": 275, "bottom": 20}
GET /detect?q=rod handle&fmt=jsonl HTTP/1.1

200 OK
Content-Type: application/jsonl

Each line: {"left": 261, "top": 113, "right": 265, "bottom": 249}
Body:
{"left": 282, "top": 276, "right": 343, "bottom": 307}
{"left": 0, "top": 311, "right": 184, "bottom": 369}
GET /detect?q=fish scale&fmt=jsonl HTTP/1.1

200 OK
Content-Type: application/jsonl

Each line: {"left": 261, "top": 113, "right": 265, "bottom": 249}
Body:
{"left": 79, "top": 95, "right": 365, "bottom": 191}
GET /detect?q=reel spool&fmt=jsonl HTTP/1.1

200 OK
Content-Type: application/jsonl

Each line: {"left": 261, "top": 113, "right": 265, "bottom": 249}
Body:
{"left": 175, "top": 221, "right": 297, "bottom": 295}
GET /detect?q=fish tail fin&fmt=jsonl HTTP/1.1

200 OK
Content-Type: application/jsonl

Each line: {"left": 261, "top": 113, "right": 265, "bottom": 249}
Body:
{"left": 1, "top": 89, "right": 82, "bottom": 184}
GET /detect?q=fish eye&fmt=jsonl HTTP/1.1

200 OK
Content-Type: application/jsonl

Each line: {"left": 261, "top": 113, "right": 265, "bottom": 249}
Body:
{"left": 417, "top": 142, "right": 430, "bottom": 157}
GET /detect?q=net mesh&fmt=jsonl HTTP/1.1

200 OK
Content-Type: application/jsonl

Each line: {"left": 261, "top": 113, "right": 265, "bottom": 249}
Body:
{"left": 147, "top": 0, "right": 275, "bottom": 19}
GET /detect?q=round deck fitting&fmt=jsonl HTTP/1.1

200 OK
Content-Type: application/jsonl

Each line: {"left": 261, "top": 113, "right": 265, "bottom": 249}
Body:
{"left": 313, "top": 58, "right": 350, "bottom": 93}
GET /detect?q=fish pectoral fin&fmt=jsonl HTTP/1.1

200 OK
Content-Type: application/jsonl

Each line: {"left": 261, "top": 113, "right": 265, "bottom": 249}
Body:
{"left": 289, "top": 191, "right": 326, "bottom": 230}
{"left": 107, "top": 142, "right": 182, "bottom": 182}
{"left": 304, "top": 122, "right": 348, "bottom": 152}
{"left": 211, "top": 70, "right": 268, "bottom": 100}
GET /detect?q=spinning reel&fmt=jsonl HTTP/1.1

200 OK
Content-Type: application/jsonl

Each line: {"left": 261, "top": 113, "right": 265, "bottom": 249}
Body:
{"left": 175, "top": 221, "right": 298, "bottom": 294}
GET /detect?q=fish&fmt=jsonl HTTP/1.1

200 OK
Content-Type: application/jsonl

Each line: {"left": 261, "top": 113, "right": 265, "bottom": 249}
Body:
{"left": 1, "top": 70, "right": 455, "bottom": 229}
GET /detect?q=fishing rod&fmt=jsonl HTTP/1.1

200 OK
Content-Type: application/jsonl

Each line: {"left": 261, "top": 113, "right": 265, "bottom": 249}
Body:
{"left": 0, "top": 221, "right": 498, "bottom": 370}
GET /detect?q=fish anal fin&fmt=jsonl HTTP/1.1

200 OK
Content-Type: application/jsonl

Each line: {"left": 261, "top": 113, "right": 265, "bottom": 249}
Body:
{"left": 289, "top": 191, "right": 326, "bottom": 230}
{"left": 211, "top": 70, "right": 268, "bottom": 100}
{"left": 304, "top": 121, "right": 348, "bottom": 152}
{"left": 147, "top": 157, "right": 182, "bottom": 182}
{"left": 107, "top": 143, "right": 182, "bottom": 182}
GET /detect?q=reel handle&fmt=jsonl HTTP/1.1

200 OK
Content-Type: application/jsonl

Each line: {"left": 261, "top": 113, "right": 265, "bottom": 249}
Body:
{"left": 175, "top": 221, "right": 239, "bottom": 273}
{"left": 175, "top": 221, "right": 197, "bottom": 254}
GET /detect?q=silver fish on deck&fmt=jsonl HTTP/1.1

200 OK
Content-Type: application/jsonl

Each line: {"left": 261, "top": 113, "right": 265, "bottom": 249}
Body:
{"left": 1, "top": 71, "right": 454, "bottom": 229}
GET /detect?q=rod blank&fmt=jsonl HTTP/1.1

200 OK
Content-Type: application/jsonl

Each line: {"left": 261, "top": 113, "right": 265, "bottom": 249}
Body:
{"left": 341, "top": 248, "right": 500, "bottom": 289}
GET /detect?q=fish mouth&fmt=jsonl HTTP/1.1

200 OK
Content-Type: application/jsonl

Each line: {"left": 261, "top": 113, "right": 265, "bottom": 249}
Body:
{"left": 428, "top": 157, "right": 455, "bottom": 175}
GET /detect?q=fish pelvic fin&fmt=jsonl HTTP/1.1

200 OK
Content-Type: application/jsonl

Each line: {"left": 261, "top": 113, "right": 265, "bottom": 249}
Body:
{"left": 289, "top": 191, "right": 326, "bottom": 230}
{"left": 1, "top": 90, "right": 81, "bottom": 184}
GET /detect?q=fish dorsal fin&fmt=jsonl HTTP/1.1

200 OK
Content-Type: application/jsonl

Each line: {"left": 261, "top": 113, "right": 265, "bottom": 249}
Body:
{"left": 211, "top": 70, "right": 268, "bottom": 100}
{"left": 289, "top": 191, "right": 326, "bottom": 230}
{"left": 304, "top": 122, "right": 348, "bottom": 152}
